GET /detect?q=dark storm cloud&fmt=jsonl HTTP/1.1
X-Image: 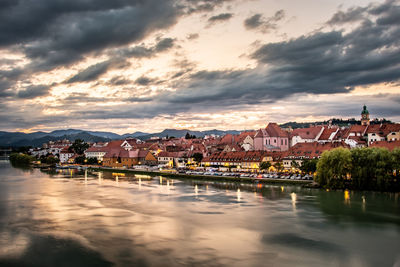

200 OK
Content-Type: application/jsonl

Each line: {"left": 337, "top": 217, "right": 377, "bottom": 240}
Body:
{"left": 327, "top": 7, "right": 367, "bottom": 25}
{"left": 135, "top": 76, "right": 158, "bottom": 86}
{"left": 244, "top": 14, "right": 263, "bottom": 29}
{"left": 186, "top": 33, "right": 199, "bottom": 40}
{"left": 154, "top": 38, "right": 175, "bottom": 52}
{"left": 108, "top": 76, "right": 131, "bottom": 86}
{"left": 207, "top": 13, "right": 233, "bottom": 24}
{"left": 66, "top": 61, "right": 115, "bottom": 84}
{"left": 244, "top": 10, "right": 285, "bottom": 32}
{"left": 180, "top": 0, "right": 232, "bottom": 14}
{"left": 65, "top": 37, "right": 174, "bottom": 84}
{"left": 16, "top": 84, "right": 50, "bottom": 99}
{"left": 0, "top": 0, "right": 179, "bottom": 75}
{"left": 30, "top": 0, "right": 400, "bottom": 122}
{"left": 114, "top": 37, "right": 176, "bottom": 58}
{"left": 161, "top": 0, "right": 400, "bottom": 108}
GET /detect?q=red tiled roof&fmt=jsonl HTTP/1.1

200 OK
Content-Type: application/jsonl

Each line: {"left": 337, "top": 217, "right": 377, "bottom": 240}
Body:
{"left": 266, "top": 123, "right": 288, "bottom": 138}
{"left": 285, "top": 141, "right": 350, "bottom": 159}
{"left": 369, "top": 140, "right": 400, "bottom": 151}
{"left": 318, "top": 128, "right": 337, "bottom": 140}
{"left": 365, "top": 124, "right": 382, "bottom": 134}
{"left": 85, "top": 146, "right": 109, "bottom": 152}
{"left": 291, "top": 126, "right": 323, "bottom": 139}
{"left": 219, "top": 134, "right": 235, "bottom": 145}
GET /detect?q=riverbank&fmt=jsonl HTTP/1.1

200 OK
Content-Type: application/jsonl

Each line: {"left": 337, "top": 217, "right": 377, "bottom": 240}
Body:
{"left": 88, "top": 166, "right": 312, "bottom": 185}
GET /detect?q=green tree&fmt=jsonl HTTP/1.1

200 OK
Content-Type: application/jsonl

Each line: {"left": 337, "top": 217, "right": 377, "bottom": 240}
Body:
{"left": 86, "top": 157, "right": 98, "bottom": 165}
{"left": 300, "top": 158, "right": 318, "bottom": 174}
{"left": 43, "top": 156, "right": 59, "bottom": 165}
{"left": 192, "top": 153, "right": 203, "bottom": 163}
{"left": 260, "top": 161, "right": 271, "bottom": 171}
{"left": 9, "top": 153, "right": 34, "bottom": 166}
{"left": 291, "top": 160, "right": 300, "bottom": 170}
{"left": 74, "top": 155, "right": 86, "bottom": 164}
{"left": 70, "top": 139, "right": 89, "bottom": 155}
{"left": 316, "top": 148, "right": 352, "bottom": 188}
{"left": 274, "top": 162, "right": 284, "bottom": 172}
{"left": 393, "top": 148, "right": 400, "bottom": 177}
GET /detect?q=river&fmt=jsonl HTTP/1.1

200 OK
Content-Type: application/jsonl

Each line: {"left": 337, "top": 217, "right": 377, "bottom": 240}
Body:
{"left": 0, "top": 161, "right": 399, "bottom": 266}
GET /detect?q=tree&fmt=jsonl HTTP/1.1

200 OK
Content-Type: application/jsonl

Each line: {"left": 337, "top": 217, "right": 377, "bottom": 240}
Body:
{"left": 193, "top": 153, "right": 203, "bottom": 163}
{"left": 300, "top": 159, "right": 318, "bottom": 174}
{"left": 74, "top": 155, "right": 86, "bottom": 164}
{"left": 86, "top": 157, "right": 98, "bottom": 165}
{"left": 316, "top": 148, "right": 352, "bottom": 188}
{"left": 70, "top": 139, "right": 89, "bottom": 155}
{"left": 185, "top": 132, "right": 191, "bottom": 139}
{"left": 274, "top": 162, "right": 284, "bottom": 172}
{"left": 44, "top": 156, "right": 59, "bottom": 165}
{"left": 260, "top": 161, "right": 271, "bottom": 171}
{"left": 9, "top": 153, "right": 34, "bottom": 166}
{"left": 291, "top": 160, "right": 300, "bottom": 170}
{"left": 393, "top": 148, "right": 400, "bottom": 176}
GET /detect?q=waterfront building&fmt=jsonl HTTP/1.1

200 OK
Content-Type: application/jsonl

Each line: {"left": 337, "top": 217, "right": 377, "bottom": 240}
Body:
{"left": 84, "top": 146, "right": 109, "bottom": 161}
{"left": 282, "top": 141, "right": 350, "bottom": 169}
{"left": 201, "top": 151, "right": 271, "bottom": 172}
{"left": 59, "top": 147, "right": 75, "bottom": 163}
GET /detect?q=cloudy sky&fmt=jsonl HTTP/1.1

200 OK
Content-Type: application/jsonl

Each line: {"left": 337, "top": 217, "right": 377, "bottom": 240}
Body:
{"left": 1, "top": 0, "right": 399, "bottom": 134}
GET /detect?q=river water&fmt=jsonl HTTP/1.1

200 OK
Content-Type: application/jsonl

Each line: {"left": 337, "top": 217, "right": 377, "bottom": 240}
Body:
{"left": 0, "top": 161, "right": 399, "bottom": 267}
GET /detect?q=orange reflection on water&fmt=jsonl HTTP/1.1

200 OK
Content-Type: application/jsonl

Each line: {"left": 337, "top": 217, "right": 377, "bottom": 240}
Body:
{"left": 344, "top": 190, "right": 350, "bottom": 205}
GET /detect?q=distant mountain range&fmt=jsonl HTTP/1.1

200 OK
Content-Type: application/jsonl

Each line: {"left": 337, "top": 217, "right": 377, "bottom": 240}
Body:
{"left": 0, "top": 128, "right": 242, "bottom": 147}
{"left": 3, "top": 117, "right": 390, "bottom": 147}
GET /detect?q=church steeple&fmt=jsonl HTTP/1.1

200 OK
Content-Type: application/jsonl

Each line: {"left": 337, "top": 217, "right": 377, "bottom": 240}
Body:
{"left": 361, "top": 105, "right": 370, "bottom": 126}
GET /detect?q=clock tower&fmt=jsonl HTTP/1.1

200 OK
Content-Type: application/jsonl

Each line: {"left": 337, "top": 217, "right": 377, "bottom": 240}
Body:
{"left": 361, "top": 105, "right": 370, "bottom": 126}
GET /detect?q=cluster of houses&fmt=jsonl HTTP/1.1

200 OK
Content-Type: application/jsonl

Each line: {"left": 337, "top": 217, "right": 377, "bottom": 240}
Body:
{"left": 38, "top": 105, "right": 399, "bottom": 172}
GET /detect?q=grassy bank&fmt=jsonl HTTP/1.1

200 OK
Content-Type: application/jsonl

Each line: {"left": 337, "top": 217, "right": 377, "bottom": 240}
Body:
{"left": 88, "top": 167, "right": 312, "bottom": 185}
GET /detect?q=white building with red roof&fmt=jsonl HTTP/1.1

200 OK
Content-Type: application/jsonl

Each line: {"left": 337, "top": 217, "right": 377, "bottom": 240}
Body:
{"left": 59, "top": 147, "right": 75, "bottom": 163}
{"left": 290, "top": 126, "right": 324, "bottom": 147}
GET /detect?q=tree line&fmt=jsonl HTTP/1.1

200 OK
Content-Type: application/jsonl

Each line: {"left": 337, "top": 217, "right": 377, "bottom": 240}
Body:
{"left": 316, "top": 147, "right": 400, "bottom": 191}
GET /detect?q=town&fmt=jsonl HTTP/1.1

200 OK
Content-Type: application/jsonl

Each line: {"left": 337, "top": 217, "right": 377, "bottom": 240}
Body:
{"left": 26, "top": 105, "right": 400, "bottom": 180}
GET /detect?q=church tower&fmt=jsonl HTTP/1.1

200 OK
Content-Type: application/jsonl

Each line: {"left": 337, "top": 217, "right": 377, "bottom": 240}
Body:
{"left": 361, "top": 105, "right": 370, "bottom": 126}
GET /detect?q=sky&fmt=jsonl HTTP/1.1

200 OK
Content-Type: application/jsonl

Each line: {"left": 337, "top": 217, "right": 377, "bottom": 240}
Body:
{"left": 0, "top": 0, "right": 399, "bottom": 134}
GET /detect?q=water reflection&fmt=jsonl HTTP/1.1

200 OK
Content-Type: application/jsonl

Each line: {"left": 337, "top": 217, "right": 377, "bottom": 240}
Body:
{"left": 291, "top": 192, "right": 297, "bottom": 211}
{"left": 1, "top": 162, "right": 399, "bottom": 267}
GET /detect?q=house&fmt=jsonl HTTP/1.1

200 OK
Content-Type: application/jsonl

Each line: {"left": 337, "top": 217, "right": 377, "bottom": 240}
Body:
{"left": 318, "top": 127, "right": 339, "bottom": 143}
{"left": 365, "top": 124, "right": 386, "bottom": 145}
{"left": 157, "top": 152, "right": 175, "bottom": 167}
{"left": 342, "top": 125, "right": 368, "bottom": 148}
{"left": 84, "top": 146, "right": 108, "bottom": 161}
{"left": 103, "top": 149, "right": 139, "bottom": 168}
{"left": 236, "top": 131, "right": 255, "bottom": 151}
{"left": 380, "top": 124, "right": 400, "bottom": 141}
{"left": 282, "top": 141, "right": 350, "bottom": 169}
{"left": 201, "top": 151, "right": 270, "bottom": 172}
{"left": 369, "top": 140, "right": 400, "bottom": 151}
{"left": 59, "top": 147, "right": 75, "bottom": 163}
{"left": 222, "top": 144, "right": 243, "bottom": 152}
{"left": 254, "top": 123, "right": 289, "bottom": 151}
{"left": 138, "top": 150, "right": 157, "bottom": 166}
{"left": 290, "top": 126, "right": 324, "bottom": 147}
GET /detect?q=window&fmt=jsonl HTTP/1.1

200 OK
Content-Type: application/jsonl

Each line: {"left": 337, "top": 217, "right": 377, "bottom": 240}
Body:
{"left": 274, "top": 139, "right": 276, "bottom": 143}
{"left": 281, "top": 139, "right": 283, "bottom": 145}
